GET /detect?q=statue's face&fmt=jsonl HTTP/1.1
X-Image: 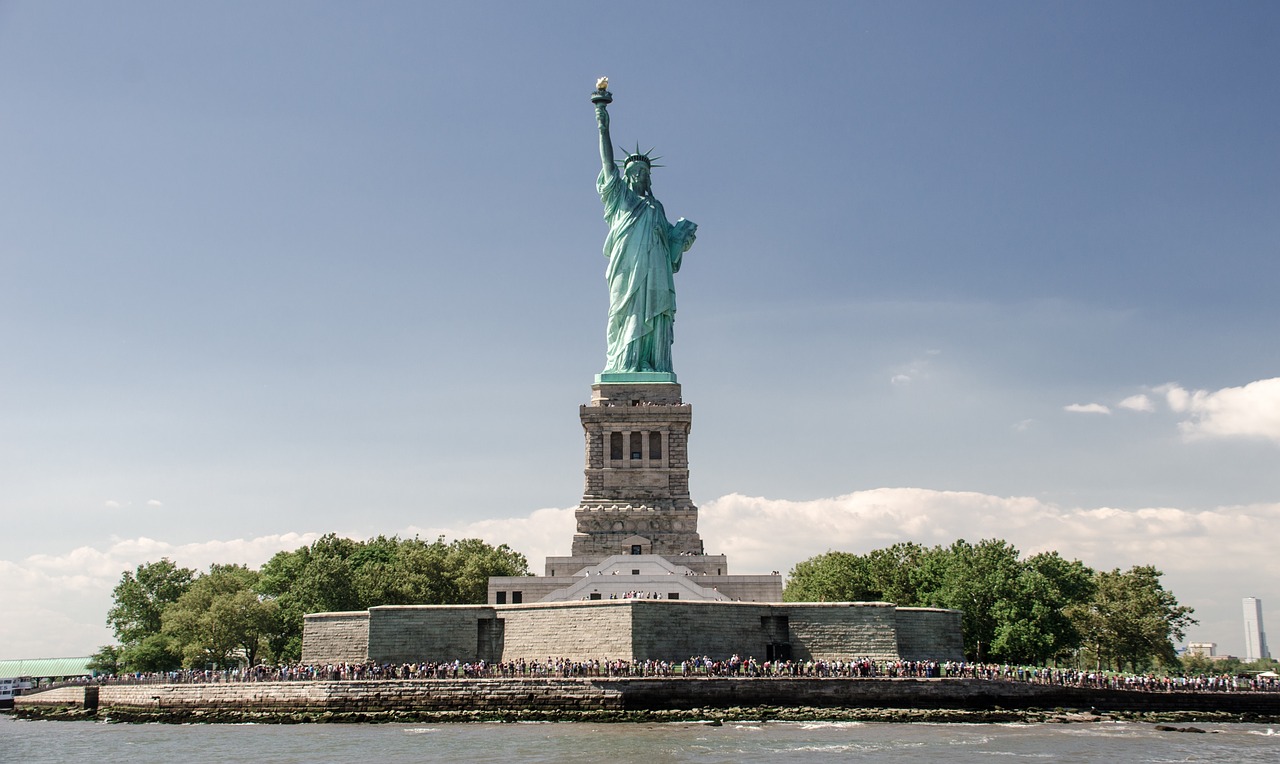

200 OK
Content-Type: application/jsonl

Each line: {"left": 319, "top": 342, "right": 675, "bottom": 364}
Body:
{"left": 624, "top": 162, "right": 651, "bottom": 192}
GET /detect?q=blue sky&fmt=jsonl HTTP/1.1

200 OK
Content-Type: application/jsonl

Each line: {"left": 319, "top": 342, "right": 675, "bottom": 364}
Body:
{"left": 2, "top": 1, "right": 1278, "bottom": 659}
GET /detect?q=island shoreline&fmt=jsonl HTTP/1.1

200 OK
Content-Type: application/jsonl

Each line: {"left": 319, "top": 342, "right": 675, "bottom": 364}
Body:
{"left": 12, "top": 677, "right": 1280, "bottom": 725}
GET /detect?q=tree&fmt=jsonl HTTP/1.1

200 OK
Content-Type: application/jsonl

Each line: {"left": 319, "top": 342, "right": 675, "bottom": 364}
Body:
{"left": 931, "top": 539, "right": 1024, "bottom": 662}
{"left": 439, "top": 537, "right": 530, "bottom": 603}
{"left": 785, "top": 540, "right": 1102, "bottom": 664}
{"left": 865, "top": 542, "right": 940, "bottom": 606}
{"left": 87, "top": 644, "right": 122, "bottom": 675}
{"left": 783, "top": 551, "right": 871, "bottom": 602}
{"left": 783, "top": 544, "right": 941, "bottom": 604}
{"left": 162, "top": 564, "right": 278, "bottom": 668}
{"left": 256, "top": 534, "right": 530, "bottom": 662}
{"left": 1069, "top": 565, "right": 1196, "bottom": 672}
{"left": 125, "top": 633, "right": 186, "bottom": 673}
{"left": 106, "top": 558, "right": 195, "bottom": 672}
{"left": 1179, "top": 652, "right": 1217, "bottom": 675}
{"left": 988, "top": 552, "right": 1095, "bottom": 665}
{"left": 256, "top": 534, "right": 363, "bottom": 662}
{"left": 1241, "top": 657, "right": 1280, "bottom": 673}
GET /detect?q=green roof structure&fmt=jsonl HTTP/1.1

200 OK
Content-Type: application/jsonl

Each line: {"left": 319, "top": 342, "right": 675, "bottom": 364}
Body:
{"left": 0, "top": 657, "right": 94, "bottom": 679}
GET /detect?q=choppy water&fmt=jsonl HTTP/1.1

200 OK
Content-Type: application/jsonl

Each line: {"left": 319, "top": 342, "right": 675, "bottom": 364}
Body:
{"left": 3, "top": 714, "right": 1278, "bottom": 763}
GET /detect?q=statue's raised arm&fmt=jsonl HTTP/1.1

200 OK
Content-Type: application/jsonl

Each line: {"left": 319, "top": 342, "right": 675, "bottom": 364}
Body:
{"left": 592, "top": 77, "right": 616, "bottom": 174}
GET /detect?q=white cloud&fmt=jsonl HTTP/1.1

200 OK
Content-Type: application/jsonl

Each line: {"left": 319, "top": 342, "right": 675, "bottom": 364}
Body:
{"left": 1161, "top": 383, "right": 1192, "bottom": 413}
{"left": 1118, "top": 394, "right": 1154, "bottom": 413}
{"left": 147, "top": 499, "right": 164, "bottom": 507}
{"left": 698, "top": 490, "right": 1280, "bottom": 578}
{"left": 404, "top": 506, "right": 576, "bottom": 570}
{"left": 1064, "top": 403, "right": 1111, "bottom": 415}
{"left": 1159, "top": 378, "right": 1280, "bottom": 443}
{"left": 104, "top": 500, "right": 122, "bottom": 509}
{"left": 0, "top": 532, "right": 327, "bottom": 659}
{"left": 1013, "top": 418, "right": 1035, "bottom": 432}
{"left": 889, "top": 354, "right": 937, "bottom": 387}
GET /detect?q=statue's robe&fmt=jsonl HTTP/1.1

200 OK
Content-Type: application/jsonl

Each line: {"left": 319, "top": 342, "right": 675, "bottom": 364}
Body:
{"left": 598, "top": 166, "right": 683, "bottom": 373}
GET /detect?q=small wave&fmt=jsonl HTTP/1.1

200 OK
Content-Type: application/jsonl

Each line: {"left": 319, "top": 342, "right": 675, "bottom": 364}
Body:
{"left": 791, "top": 744, "right": 875, "bottom": 753}
{"left": 402, "top": 727, "right": 438, "bottom": 734}
{"left": 949, "top": 735, "right": 992, "bottom": 745}
{"left": 798, "top": 721, "right": 866, "bottom": 730}
{"left": 1246, "top": 728, "right": 1277, "bottom": 737}
{"left": 1059, "top": 726, "right": 1134, "bottom": 738}
{"left": 791, "top": 742, "right": 926, "bottom": 753}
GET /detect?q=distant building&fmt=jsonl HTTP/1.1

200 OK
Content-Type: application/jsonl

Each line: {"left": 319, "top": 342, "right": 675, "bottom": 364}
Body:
{"left": 1243, "top": 597, "right": 1270, "bottom": 662}
{"left": 1186, "top": 642, "right": 1217, "bottom": 657}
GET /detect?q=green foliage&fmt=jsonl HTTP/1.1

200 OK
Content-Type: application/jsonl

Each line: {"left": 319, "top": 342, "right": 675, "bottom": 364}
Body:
{"left": 123, "top": 632, "right": 185, "bottom": 673}
{"left": 162, "top": 564, "right": 278, "bottom": 669}
{"left": 931, "top": 539, "right": 1024, "bottom": 661}
{"left": 993, "top": 551, "right": 1095, "bottom": 664}
{"left": 107, "top": 558, "right": 196, "bottom": 645}
{"left": 106, "top": 558, "right": 195, "bottom": 672}
{"left": 782, "top": 551, "right": 871, "bottom": 602}
{"left": 1178, "top": 652, "right": 1218, "bottom": 675}
{"left": 255, "top": 534, "right": 531, "bottom": 662}
{"left": 785, "top": 539, "right": 1188, "bottom": 668}
{"left": 1243, "top": 657, "right": 1280, "bottom": 672}
{"left": 86, "top": 644, "right": 123, "bottom": 675}
{"left": 782, "top": 543, "right": 940, "bottom": 605}
{"left": 1205, "top": 656, "right": 1280, "bottom": 675}
{"left": 786, "top": 538, "right": 1094, "bottom": 663}
{"left": 866, "top": 543, "right": 941, "bottom": 606}
{"left": 1068, "top": 565, "right": 1197, "bottom": 672}
{"left": 100, "top": 534, "right": 530, "bottom": 670}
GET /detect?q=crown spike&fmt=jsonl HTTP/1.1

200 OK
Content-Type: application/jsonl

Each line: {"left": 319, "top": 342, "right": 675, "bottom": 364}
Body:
{"left": 619, "top": 142, "right": 660, "bottom": 170}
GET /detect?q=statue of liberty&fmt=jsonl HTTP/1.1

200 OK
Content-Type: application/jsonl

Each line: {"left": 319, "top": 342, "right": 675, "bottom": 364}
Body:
{"left": 592, "top": 78, "right": 697, "bottom": 379}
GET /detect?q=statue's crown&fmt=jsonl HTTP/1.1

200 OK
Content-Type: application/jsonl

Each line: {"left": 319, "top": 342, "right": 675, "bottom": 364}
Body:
{"left": 619, "top": 143, "right": 662, "bottom": 170}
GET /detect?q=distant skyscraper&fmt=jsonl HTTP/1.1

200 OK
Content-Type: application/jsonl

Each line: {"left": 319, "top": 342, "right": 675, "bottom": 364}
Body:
{"left": 1243, "top": 597, "right": 1270, "bottom": 662}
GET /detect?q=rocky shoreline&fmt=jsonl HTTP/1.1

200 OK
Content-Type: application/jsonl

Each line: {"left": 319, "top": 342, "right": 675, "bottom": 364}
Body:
{"left": 11, "top": 705, "right": 1280, "bottom": 726}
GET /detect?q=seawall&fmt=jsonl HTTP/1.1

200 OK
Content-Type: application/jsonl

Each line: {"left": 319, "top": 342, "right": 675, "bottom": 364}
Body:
{"left": 15, "top": 679, "right": 1280, "bottom": 723}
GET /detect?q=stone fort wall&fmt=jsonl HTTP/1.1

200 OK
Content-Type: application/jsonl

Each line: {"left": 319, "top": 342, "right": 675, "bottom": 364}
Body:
{"left": 301, "top": 611, "right": 369, "bottom": 665}
{"left": 302, "top": 600, "right": 963, "bottom": 665}
{"left": 784, "top": 603, "right": 900, "bottom": 660}
{"left": 366, "top": 606, "right": 495, "bottom": 664}
{"left": 896, "top": 607, "right": 967, "bottom": 661}
{"left": 501, "top": 602, "right": 635, "bottom": 660}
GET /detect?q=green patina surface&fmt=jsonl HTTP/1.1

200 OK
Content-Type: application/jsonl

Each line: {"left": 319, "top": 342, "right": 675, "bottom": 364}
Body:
{"left": 595, "top": 372, "right": 677, "bottom": 384}
{"left": 0, "top": 657, "right": 94, "bottom": 679}
{"left": 593, "top": 80, "right": 697, "bottom": 377}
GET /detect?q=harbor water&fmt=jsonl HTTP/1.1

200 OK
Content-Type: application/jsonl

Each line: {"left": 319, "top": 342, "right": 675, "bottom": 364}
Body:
{"left": 3, "top": 714, "right": 1278, "bottom": 763}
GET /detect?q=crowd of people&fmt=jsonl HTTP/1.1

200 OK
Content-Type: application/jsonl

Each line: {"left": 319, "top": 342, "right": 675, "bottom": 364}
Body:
{"left": 76, "top": 656, "right": 1280, "bottom": 693}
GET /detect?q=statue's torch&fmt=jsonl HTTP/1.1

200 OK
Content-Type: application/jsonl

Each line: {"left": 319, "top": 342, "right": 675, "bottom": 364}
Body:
{"left": 592, "top": 76, "right": 613, "bottom": 105}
